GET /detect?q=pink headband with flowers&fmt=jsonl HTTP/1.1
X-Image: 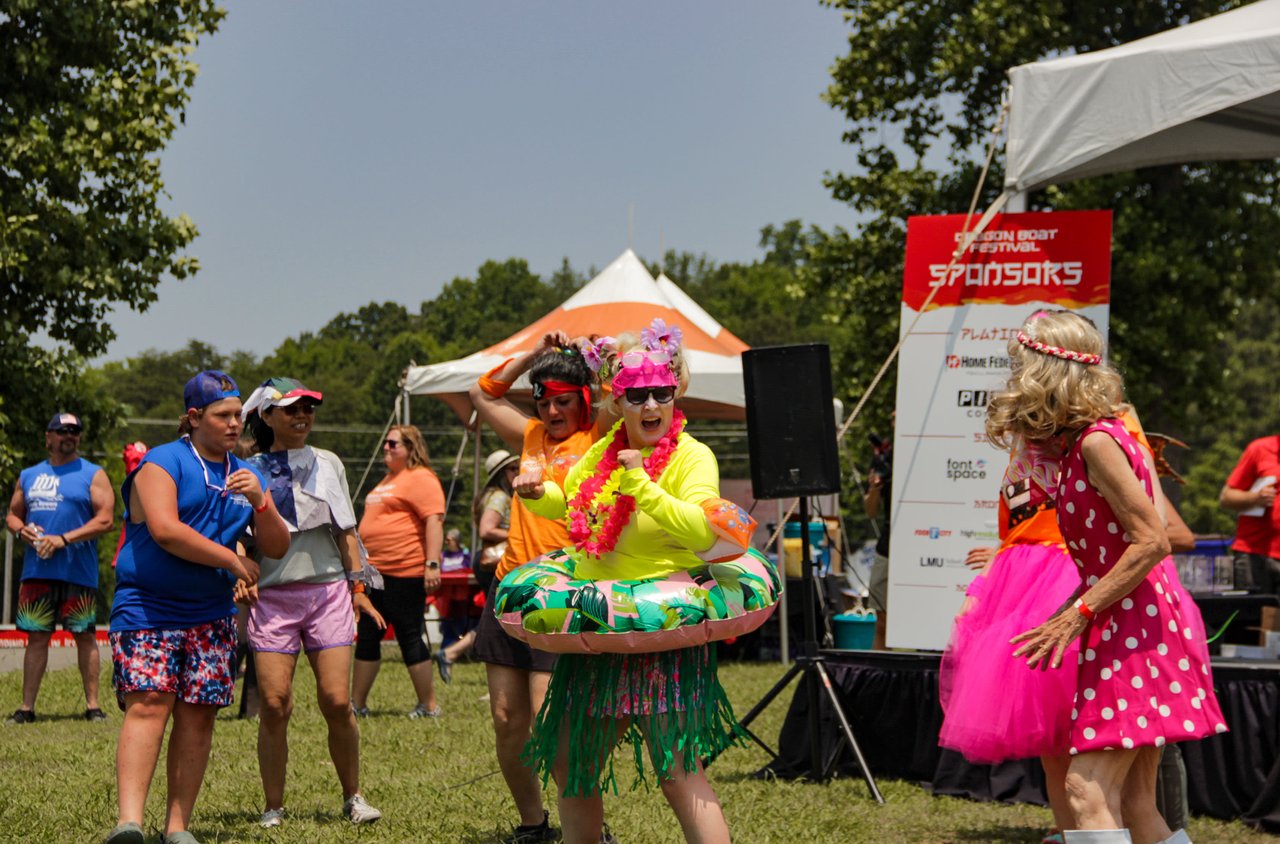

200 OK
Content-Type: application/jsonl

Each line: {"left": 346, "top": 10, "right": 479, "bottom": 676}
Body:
{"left": 606, "top": 319, "right": 683, "bottom": 390}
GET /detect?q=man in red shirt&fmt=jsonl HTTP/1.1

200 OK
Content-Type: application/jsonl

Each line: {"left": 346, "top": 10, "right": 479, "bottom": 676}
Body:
{"left": 1220, "top": 435, "right": 1280, "bottom": 594}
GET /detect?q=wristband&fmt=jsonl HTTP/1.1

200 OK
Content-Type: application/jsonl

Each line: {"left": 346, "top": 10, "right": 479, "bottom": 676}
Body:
{"left": 478, "top": 359, "right": 517, "bottom": 398}
{"left": 253, "top": 500, "right": 269, "bottom": 513}
{"left": 351, "top": 581, "right": 367, "bottom": 595}
{"left": 1073, "top": 597, "right": 1096, "bottom": 621}
{"left": 59, "top": 534, "right": 69, "bottom": 547}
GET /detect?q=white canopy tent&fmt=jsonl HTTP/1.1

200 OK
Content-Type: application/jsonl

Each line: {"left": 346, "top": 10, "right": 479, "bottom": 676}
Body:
{"left": 403, "top": 250, "right": 750, "bottom": 421}
{"left": 1004, "top": 0, "right": 1280, "bottom": 193}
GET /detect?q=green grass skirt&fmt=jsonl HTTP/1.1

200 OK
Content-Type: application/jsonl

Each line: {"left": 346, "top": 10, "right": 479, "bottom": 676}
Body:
{"left": 522, "top": 644, "right": 744, "bottom": 797}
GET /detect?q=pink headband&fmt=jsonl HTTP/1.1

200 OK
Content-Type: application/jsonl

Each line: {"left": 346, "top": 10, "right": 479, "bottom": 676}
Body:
{"left": 611, "top": 350, "right": 678, "bottom": 390}
{"left": 1016, "top": 330, "right": 1101, "bottom": 365}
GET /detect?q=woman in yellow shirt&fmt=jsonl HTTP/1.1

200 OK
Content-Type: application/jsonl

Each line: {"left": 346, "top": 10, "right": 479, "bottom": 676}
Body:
{"left": 515, "top": 325, "right": 737, "bottom": 844}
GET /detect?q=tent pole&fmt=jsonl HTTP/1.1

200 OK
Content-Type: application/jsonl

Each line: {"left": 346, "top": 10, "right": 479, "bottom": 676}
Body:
{"left": 401, "top": 388, "right": 411, "bottom": 425}
{"left": 1006, "top": 191, "right": 1027, "bottom": 213}
{"left": 471, "top": 422, "right": 483, "bottom": 559}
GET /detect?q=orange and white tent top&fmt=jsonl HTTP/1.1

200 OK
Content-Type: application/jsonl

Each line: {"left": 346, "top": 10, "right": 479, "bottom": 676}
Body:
{"left": 404, "top": 249, "right": 749, "bottom": 420}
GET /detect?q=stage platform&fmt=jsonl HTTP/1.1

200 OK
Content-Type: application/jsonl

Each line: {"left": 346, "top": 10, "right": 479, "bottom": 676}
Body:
{"left": 763, "top": 649, "right": 1280, "bottom": 833}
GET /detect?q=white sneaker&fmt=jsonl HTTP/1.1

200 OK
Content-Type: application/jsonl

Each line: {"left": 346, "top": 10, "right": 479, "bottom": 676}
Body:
{"left": 259, "top": 808, "right": 285, "bottom": 829}
{"left": 343, "top": 793, "right": 382, "bottom": 824}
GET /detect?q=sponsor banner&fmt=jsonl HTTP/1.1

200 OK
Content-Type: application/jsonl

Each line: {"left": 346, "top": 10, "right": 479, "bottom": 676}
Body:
{"left": 901, "top": 210, "right": 1111, "bottom": 312}
{"left": 887, "top": 211, "right": 1111, "bottom": 651}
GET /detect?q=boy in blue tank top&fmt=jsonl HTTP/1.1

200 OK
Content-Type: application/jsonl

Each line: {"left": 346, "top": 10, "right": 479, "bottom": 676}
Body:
{"left": 5, "top": 412, "right": 115, "bottom": 723}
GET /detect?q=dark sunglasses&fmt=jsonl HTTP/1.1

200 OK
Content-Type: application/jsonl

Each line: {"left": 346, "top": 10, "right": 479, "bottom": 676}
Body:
{"left": 52, "top": 427, "right": 82, "bottom": 436}
{"left": 278, "top": 403, "right": 317, "bottom": 416}
{"left": 623, "top": 387, "right": 676, "bottom": 406}
{"left": 383, "top": 438, "right": 404, "bottom": 449}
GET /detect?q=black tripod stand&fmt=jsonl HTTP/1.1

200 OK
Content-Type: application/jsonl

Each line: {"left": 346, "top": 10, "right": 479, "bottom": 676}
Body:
{"left": 725, "top": 498, "right": 884, "bottom": 802}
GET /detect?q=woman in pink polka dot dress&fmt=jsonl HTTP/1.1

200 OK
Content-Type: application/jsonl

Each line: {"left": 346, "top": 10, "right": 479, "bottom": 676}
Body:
{"left": 989, "top": 310, "right": 1226, "bottom": 844}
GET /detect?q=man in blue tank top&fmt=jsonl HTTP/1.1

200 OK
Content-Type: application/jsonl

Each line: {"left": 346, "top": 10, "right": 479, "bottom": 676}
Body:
{"left": 5, "top": 412, "right": 115, "bottom": 723}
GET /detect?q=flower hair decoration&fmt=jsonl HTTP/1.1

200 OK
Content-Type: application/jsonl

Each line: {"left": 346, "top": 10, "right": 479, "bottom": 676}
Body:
{"left": 641, "top": 318, "right": 683, "bottom": 352}
{"left": 1015, "top": 330, "right": 1101, "bottom": 365}
{"left": 580, "top": 336, "right": 616, "bottom": 374}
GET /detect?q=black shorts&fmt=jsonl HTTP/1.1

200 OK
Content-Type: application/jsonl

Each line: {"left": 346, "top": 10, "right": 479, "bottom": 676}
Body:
{"left": 355, "top": 573, "right": 432, "bottom": 666}
{"left": 474, "top": 579, "right": 556, "bottom": 673}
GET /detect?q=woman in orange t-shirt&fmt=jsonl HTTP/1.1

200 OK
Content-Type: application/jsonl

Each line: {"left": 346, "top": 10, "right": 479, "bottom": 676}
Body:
{"left": 352, "top": 424, "right": 445, "bottom": 719}
{"left": 468, "top": 331, "right": 615, "bottom": 842}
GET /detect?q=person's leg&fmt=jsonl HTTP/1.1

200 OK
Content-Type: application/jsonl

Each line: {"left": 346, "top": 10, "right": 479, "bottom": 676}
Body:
{"left": 116, "top": 691, "right": 176, "bottom": 825}
{"left": 1065, "top": 748, "right": 1140, "bottom": 830}
{"left": 72, "top": 630, "right": 101, "bottom": 710}
{"left": 655, "top": 750, "right": 730, "bottom": 844}
{"left": 19, "top": 630, "right": 52, "bottom": 711}
{"left": 488, "top": 663, "right": 547, "bottom": 826}
{"left": 163, "top": 700, "right": 219, "bottom": 835}
{"left": 307, "top": 645, "right": 363, "bottom": 799}
{"left": 406, "top": 659, "right": 438, "bottom": 710}
{"left": 1119, "top": 746, "right": 1173, "bottom": 844}
{"left": 254, "top": 650, "right": 300, "bottom": 811}
{"left": 1043, "top": 752, "right": 1075, "bottom": 834}
{"left": 351, "top": 587, "right": 388, "bottom": 710}
{"left": 444, "top": 629, "right": 476, "bottom": 663}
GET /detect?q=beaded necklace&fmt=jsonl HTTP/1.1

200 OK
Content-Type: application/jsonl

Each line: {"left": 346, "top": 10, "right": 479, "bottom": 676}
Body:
{"left": 568, "top": 410, "right": 686, "bottom": 557}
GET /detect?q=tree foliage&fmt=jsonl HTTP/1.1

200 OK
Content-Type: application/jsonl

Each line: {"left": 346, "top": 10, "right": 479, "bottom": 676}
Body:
{"left": 0, "top": 0, "right": 224, "bottom": 479}
{"left": 814, "top": 0, "right": 1280, "bottom": 530}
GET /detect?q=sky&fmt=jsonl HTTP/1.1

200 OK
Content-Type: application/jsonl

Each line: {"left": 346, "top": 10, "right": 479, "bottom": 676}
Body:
{"left": 101, "top": 1, "right": 858, "bottom": 361}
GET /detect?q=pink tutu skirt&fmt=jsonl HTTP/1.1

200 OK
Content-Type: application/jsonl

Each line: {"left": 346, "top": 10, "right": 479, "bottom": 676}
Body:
{"left": 939, "top": 542, "right": 1081, "bottom": 763}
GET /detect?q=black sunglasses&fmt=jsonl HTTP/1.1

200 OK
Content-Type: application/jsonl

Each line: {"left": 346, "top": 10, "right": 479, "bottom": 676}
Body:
{"left": 278, "top": 403, "right": 317, "bottom": 416}
{"left": 623, "top": 387, "right": 676, "bottom": 406}
{"left": 52, "top": 427, "right": 82, "bottom": 436}
{"left": 383, "top": 438, "right": 404, "bottom": 449}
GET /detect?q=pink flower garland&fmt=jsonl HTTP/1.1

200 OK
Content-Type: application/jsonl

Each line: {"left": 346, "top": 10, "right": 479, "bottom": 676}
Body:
{"left": 568, "top": 410, "right": 686, "bottom": 557}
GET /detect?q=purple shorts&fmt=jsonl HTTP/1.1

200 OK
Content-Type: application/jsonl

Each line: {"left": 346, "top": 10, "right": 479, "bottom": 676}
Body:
{"left": 248, "top": 579, "right": 354, "bottom": 654}
{"left": 110, "top": 616, "right": 237, "bottom": 709}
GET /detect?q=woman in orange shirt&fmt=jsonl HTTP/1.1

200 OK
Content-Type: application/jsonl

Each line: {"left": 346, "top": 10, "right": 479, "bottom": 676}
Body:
{"left": 469, "top": 332, "right": 614, "bottom": 843}
{"left": 352, "top": 425, "right": 445, "bottom": 719}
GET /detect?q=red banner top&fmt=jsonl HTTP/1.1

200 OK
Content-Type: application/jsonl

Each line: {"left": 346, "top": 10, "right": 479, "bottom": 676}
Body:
{"left": 902, "top": 210, "right": 1112, "bottom": 312}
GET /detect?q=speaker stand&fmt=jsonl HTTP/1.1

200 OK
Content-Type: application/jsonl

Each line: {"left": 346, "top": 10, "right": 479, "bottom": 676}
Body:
{"left": 712, "top": 498, "right": 884, "bottom": 803}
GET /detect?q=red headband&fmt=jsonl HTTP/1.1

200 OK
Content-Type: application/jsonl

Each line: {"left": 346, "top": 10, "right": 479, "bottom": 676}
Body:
{"left": 1016, "top": 330, "right": 1101, "bottom": 365}
{"left": 532, "top": 380, "right": 592, "bottom": 431}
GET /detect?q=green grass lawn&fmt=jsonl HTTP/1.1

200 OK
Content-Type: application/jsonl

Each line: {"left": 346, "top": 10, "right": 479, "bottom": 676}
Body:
{"left": 0, "top": 655, "right": 1271, "bottom": 843}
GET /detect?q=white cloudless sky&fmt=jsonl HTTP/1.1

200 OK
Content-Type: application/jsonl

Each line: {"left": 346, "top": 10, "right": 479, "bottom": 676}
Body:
{"left": 101, "top": 1, "right": 857, "bottom": 361}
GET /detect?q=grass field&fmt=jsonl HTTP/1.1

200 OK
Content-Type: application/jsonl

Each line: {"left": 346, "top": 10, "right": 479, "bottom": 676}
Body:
{"left": 0, "top": 654, "right": 1271, "bottom": 843}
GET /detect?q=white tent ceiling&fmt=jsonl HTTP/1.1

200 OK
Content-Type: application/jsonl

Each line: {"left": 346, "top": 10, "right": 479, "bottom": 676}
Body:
{"left": 1005, "top": 0, "right": 1280, "bottom": 193}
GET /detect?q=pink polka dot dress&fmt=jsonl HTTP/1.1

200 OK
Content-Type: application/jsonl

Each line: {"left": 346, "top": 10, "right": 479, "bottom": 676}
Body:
{"left": 1057, "top": 418, "right": 1227, "bottom": 754}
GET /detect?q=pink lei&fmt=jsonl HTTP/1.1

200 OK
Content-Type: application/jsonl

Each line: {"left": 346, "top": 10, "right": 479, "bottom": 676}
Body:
{"left": 568, "top": 410, "right": 686, "bottom": 557}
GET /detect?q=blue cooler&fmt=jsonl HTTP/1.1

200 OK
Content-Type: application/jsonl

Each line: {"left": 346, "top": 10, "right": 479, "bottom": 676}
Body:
{"left": 832, "top": 611, "right": 877, "bottom": 649}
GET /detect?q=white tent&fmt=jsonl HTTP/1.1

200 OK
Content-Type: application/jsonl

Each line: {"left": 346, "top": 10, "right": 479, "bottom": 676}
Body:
{"left": 403, "top": 250, "right": 750, "bottom": 420}
{"left": 1004, "top": 0, "right": 1280, "bottom": 193}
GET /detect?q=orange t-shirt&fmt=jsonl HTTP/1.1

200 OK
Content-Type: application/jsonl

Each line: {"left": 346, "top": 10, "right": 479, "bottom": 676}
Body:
{"left": 358, "top": 466, "right": 445, "bottom": 577}
{"left": 496, "top": 417, "right": 598, "bottom": 579}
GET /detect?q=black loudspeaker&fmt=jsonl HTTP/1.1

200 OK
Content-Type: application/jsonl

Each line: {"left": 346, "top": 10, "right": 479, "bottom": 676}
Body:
{"left": 742, "top": 344, "right": 841, "bottom": 499}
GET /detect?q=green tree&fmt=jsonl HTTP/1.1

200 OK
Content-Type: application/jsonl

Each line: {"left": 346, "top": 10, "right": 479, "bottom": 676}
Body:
{"left": 815, "top": 0, "right": 1280, "bottom": 530}
{"left": 0, "top": 0, "right": 225, "bottom": 483}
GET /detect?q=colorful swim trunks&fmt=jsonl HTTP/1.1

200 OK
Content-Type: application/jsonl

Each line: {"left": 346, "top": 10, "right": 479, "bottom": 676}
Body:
{"left": 110, "top": 616, "right": 237, "bottom": 709}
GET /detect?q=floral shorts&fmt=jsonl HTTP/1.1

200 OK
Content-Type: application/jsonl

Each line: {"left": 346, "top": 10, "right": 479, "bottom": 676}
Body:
{"left": 110, "top": 616, "right": 237, "bottom": 710}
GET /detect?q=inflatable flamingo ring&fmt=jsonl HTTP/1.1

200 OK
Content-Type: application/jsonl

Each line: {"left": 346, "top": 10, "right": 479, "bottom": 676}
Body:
{"left": 494, "top": 499, "right": 781, "bottom": 655}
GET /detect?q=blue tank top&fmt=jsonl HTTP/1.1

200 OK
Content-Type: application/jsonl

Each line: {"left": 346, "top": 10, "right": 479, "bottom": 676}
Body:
{"left": 111, "top": 438, "right": 264, "bottom": 632}
{"left": 19, "top": 458, "right": 103, "bottom": 588}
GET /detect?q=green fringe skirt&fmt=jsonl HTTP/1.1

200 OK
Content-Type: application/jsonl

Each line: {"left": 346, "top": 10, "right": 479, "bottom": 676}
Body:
{"left": 522, "top": 644, "right": 744, "bottom": 797}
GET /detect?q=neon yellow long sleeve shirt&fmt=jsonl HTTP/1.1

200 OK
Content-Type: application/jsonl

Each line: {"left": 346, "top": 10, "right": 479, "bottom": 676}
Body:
{"left": 523, "top": 427, "right": 718, "bottom": 581}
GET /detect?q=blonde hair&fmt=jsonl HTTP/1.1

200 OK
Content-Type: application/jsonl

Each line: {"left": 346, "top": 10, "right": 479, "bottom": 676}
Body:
{"left": 985, "top": 310, "right": 1125, "bottom": 449}
{"left": 602, "top": 332, "right": 691, "bottom": 397}
{"left": 390, "top": 424, "right": 433, "bottom": 471}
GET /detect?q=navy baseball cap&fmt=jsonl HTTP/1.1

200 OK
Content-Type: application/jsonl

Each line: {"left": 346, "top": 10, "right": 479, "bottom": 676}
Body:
{"left": 184, "top": 370, "right": 241, "bottom": 410}
{"left": 47, "top": 412, "right": 83, "bottom": 432}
